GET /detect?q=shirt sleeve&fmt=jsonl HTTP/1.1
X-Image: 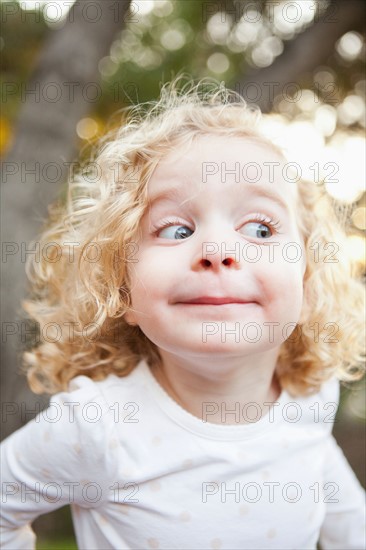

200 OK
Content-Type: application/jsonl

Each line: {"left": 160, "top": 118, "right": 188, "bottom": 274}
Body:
{"left": 318, "top": 433, "right": 366, "bottom": 550}
{"left": 0, "top": 376, "right": 115, "bottom": 549}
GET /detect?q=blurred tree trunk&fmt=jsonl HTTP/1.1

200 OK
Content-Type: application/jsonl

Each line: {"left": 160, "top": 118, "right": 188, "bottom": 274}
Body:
{"left": 236, "top": 0, "right": 365, "bottom": 112}
{"left": 1, "top": 0, "right": 131, "bottom": 440}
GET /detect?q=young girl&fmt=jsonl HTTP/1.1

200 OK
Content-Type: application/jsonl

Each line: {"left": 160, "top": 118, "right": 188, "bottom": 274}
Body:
{"left": 1, "top": 80, "right": 365, "bottom": 549}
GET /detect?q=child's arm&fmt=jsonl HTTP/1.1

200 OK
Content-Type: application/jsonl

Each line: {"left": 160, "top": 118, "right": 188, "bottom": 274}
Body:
{"left": 318, "top": 434, "right": 366, "bottom": 549}
{"left": 0, "top": 377, "right": 111, "bottom": 548}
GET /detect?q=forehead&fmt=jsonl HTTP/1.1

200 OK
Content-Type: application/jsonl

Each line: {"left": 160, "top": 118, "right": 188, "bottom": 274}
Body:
{"left": 156, "top": 133, "right": 283, "bottom": 166}
{"left": 147, "top": 134, "right": 299, "bottom": 207}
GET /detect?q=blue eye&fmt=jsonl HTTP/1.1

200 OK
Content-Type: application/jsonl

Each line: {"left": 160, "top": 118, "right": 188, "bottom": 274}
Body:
{"left": 241, "top": 222, "right": 273, "bottom": 239}
{"left": 153, "top": 214, "right": 281, "bottom": 240}
{"left": 157, "top": 224, "right": 194, "bottom": 240}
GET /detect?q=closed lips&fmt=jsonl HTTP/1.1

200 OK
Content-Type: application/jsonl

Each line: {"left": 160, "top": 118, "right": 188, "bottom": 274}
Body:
{"left": 177, "top": 297, "right": 257, "bottom": 305}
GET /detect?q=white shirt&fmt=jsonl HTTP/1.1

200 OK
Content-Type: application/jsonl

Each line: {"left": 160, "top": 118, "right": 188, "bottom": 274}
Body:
{"left": 1, "top": 359, "right": 365, "bottom": 549}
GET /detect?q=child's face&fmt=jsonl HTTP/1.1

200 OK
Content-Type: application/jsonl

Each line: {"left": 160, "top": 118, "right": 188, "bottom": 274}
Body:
{"left": 125, "top": 135, "right": 306, "bottom": 361}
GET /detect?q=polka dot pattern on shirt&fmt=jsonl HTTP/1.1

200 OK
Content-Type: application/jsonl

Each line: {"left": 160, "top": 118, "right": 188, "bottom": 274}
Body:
{"left": 179, "top": 511, "right": 191, "bottom": 522}
{"left": 147, "top": 537, "right": 160, "bottom": 549}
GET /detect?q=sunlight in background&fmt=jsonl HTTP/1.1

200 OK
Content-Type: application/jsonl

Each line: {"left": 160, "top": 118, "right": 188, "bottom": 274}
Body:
{"left": 258, "top": 114, "right": 365, "bottom": 268}
{"left": 347, "top": 235, "right": 366, "bottom": 265}
{"left": 271, "top": 0, "right": 317, "bottom": 36}
{"left": 135, "top": 0, "right": 155, "bottom": 16}
{"left": 323, "top": 136, "right": 365, "bottom": 203}
{"left": 259, "top": 115, "right": 365, "bottom": 203}
{"left": 133, "top": 0, "right": 174, "bottom": 17}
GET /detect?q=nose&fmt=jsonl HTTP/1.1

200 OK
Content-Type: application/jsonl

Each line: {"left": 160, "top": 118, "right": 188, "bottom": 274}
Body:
{"left": 194, "top": 241, "right": 241, "bottom": 271}
{"left": 191, "top": 217, "right": 244, "bottom": 272}
{"left": 200, "top": 255, "right": 238, "bottom": 269}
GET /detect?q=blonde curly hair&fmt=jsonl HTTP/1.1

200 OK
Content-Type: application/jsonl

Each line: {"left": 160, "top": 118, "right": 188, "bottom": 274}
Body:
{"left": 22, "top": 78, "right": 365, "bottom": 396}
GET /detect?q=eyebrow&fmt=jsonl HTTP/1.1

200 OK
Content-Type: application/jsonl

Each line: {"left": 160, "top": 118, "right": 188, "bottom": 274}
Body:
{"left": 148, "top": 186, "right": 193, "bottom": 208}
{"left": 149, "top": 184, "right": 291, "bottom": 213}
{"left": 243, "top": 185, "right": 291, "bottom": 213}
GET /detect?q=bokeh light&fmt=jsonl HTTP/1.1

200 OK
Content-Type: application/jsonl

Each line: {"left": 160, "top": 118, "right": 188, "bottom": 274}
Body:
{"left": 76, "top": 118, "right": 99, "bottom": 140}
{"left": 337, "top": 95, "right": 365, "bottom": 126}
{"left": 313, "top": 105, "right": 337, "bottom": 137}
{"left": 297, "top": 89, "right": 319, "bottom": 113}
{"left": 98, "top": 57, "right": 118, "bottom": 78}
{"left": 160, "top": 28, "right": 186, "bottom": 51}
{"left": 336, "top": 31, "right": 364, "bottom": 61}
{"left": 352, "top": 207, "right": 366, "bottom": 231}
{"left": 272, "top": 0, "right": 316, "bottom": 37}
{"left": 153, "top": 1, "right": 174, "bottom": 18}
{"left": 134, "top": 0, "right": 155, "bottom": 16}
{"left": 233, "top": 17, "right": 261, "bottom": 49}
{"left": 207, "top": 12, "right": 232, "bottom": 45}
{"left": 346, "top": 234, "right": 366, "bottom": 266}
{"left": 207, "top": 52, "right": 230, "bottom": 74}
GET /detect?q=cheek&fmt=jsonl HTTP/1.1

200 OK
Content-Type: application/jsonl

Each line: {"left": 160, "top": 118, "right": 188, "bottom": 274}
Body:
{"left": 128, "top": 251, "right": 168, "bottom": 306}
{"left": 259, "top": 258, "right": 304, "bottom": 316}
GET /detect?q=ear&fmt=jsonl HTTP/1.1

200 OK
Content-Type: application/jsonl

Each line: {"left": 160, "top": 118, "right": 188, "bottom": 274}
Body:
{"left": 124, "top": 310, "right": 138, "bottom": 327}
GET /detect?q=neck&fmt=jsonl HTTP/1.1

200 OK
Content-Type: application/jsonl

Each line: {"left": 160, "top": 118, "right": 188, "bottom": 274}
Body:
{"left": 150, "top": 349, "right": 282, "bottom": 425}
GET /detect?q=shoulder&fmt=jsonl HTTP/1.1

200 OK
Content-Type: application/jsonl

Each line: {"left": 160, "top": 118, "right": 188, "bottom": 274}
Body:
{"left": 318, "top": 375, "right": 340, "bottom": 404}
{"left": 277, "top": 375, "right": 340, "bottom": 433}
{"left": 63, "top": 362, "right": 146, "bottom": 414}
{"left": 0, "top": 363, "right": 148, "bottom": 508}
{"left": 309, "top": 375, "right": 340, "bottom": 425}
{"left": 7, "top": 366, "right": 144, "bottom": 467}
{"left": 48, "top": 366, "right": 144, "bottom": 435}
{"left": 315, "top": 374, "right": 340, "bottom": 407}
